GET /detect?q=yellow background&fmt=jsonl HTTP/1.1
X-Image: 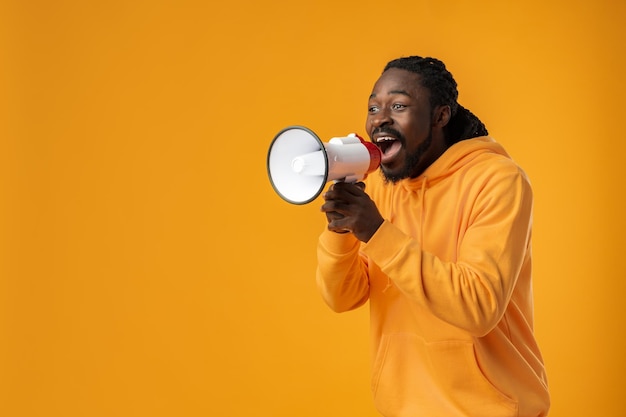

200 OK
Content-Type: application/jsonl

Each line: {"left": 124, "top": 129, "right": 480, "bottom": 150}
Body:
{"left": 1, "top": 0, "right": 624, "bottom": 416}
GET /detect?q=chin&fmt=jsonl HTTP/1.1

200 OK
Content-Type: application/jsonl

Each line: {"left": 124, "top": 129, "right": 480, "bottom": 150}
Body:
{"left": 380, "top": 166, "right": 408, "bottom": 184}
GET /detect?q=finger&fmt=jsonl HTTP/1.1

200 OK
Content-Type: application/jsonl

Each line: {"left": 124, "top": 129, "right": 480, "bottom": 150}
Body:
{"left": 325, "top": 183, "right": 366, "bottom": 202}
{"left": 327, "top": 217, "right": 352, "bottom": 234}
{"left": 321, "top": 200, "right": 352, "bottom": 216}
{"left": 324, "top": 210, "right": 344, "bottom": 222}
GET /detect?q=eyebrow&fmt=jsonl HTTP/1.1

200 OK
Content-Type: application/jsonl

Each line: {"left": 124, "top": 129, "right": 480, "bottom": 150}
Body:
{"left": 369, "top": 90, "right": 412, "bottom": 99}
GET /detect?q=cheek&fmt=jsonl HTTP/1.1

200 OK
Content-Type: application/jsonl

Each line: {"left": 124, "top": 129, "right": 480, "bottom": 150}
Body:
{"left": 401, "top": 120, "right": 428, "bottom": 151}
{"left": 364, "top": 118, "right": 373, "bottom": 136}
{"left": 404, "top": 114, "right": 430, "bottom": 137}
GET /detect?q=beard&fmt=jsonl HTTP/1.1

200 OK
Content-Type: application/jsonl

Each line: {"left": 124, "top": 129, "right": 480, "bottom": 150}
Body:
{"left": 381, "top": 127, "right": 433, "bottom": 184}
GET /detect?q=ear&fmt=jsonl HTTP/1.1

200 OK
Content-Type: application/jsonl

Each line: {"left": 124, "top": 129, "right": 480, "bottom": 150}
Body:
{"left": 432, "top": 105, "right": 451, "bottom": 128}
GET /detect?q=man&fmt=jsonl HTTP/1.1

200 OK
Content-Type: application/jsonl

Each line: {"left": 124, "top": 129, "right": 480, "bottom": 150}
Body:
{"left": 316, "top": 56, "right": 550, "bottom": 417}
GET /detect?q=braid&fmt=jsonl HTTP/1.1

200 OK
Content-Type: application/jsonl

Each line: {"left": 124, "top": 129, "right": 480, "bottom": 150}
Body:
{"left": 383, "top": 56, "right": 488, "bottom": 145}
{"left": 449, "top": 104, "right": 489, "bottom": 144}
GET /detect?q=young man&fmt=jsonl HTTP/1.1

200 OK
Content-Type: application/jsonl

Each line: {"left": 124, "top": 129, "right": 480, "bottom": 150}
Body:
{"left": 317, "top": 56, "right": 550, "bottom": 417}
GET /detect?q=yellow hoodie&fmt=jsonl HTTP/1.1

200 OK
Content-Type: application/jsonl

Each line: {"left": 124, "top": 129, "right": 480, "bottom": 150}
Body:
{"left": 316, "top": 137, "right": 549, "bottom": 417}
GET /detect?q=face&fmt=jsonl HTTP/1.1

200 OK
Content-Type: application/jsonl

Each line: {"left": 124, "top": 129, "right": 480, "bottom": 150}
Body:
{"left": 366, "top": 68, "right": 449, "bottom": 182}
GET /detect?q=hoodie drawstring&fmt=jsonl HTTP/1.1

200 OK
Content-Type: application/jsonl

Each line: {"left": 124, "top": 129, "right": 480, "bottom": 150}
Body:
{"left": 382, "top": 184, "right": 397, "bottom": 293}
{"left": 419, "top": 176, "right": 427, "bottom": 246}
{"left": 382, "top": 177, "right": 427, "bottom": 294}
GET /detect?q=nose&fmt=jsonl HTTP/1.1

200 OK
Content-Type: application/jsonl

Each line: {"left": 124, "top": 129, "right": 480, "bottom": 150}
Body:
{"left": 370, "top": 108, "right": 392, "bottom": 128}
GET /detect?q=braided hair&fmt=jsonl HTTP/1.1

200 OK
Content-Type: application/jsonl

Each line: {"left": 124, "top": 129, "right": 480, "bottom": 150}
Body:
{"left": 383, "top": 56, "right": 488, "bottom": 146}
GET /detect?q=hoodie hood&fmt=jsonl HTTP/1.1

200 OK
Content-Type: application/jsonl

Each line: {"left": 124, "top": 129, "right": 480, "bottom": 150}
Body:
{"left": 401, "top": 136, "right": 510, "bottom": 192}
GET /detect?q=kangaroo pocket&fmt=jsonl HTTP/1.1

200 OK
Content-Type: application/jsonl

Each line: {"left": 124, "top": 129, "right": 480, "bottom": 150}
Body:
{"left": 371, "top": 333, "right": 518, "bottom": 417}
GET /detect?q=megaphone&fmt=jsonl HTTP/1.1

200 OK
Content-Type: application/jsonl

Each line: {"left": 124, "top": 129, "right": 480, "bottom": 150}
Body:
{"left": 267, "top": 126, "right": 381, "bottom": 204}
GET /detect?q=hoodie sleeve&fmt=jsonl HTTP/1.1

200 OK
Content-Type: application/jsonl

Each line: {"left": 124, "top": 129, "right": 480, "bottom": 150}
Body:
{"left": 361, "top": 167, "right": 533, "bottom": 337}
{"left": 316, "top": 230, "right": 370, "bottom": 313}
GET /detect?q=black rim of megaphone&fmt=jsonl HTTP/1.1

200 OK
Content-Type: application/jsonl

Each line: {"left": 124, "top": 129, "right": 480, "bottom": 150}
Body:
{"left": 267, "top": 125, "right": 329, "bottom": 205}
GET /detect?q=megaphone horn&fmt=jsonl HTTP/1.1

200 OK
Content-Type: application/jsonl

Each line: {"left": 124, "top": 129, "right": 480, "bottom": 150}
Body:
{"left": 267, "top": 126, "right": 381, "bottom": 204}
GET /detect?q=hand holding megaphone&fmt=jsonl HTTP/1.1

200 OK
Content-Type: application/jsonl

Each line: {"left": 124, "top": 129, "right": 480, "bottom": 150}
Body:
{"left": 267, "top": 126, "right": 381, "bottom": 204}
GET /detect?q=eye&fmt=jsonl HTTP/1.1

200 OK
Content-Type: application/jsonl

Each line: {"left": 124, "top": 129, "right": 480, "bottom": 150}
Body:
{"left": 392, "top": 103, "right": 407, "bottom": 111}
{"left": 368, "top": 105, "right": 379, "bottom": 114}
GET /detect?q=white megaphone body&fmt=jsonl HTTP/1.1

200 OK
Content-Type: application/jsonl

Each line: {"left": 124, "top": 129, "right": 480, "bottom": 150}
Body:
{"left": 267, "top": 126, "right": 381, "bottom": 204}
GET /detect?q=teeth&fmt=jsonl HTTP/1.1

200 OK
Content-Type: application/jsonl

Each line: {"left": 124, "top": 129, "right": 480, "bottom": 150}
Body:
{"left": 376, "top": 136, "right": 396, "bottom": 143}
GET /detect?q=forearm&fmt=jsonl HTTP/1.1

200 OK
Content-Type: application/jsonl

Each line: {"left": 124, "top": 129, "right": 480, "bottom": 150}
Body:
{"left": 362, "top": 218, "right": 528, "bottom": 336}
{"left": 316, "top": 229, "right": 370, "bottom": 313}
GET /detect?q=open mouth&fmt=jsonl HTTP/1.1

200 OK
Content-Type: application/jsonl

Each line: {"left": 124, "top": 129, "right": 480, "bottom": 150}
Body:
{"left": 375, "top": 135, "right": 403, "bottom": 164}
